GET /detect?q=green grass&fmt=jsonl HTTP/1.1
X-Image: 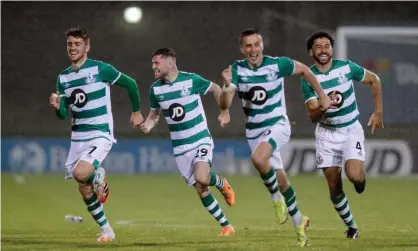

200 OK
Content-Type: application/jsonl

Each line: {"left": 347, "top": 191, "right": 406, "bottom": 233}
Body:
{"left": 2, "top": 174, "right": 418, "bottom": 251}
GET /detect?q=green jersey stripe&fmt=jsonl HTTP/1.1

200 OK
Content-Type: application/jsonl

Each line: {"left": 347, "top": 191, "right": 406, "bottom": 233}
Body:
{"left": 64, "top": 76, "right": 101, "bottom": 89}
{"left": 88, "top": 88, "right": 106, "bottom": 101}
{"left": 60, "top": 66, "right": 99, "bottom": 83}
{"left": 162, "top": 99, "right": 198, "bottom": 117}
{"left": 72, "top": 105, "right": 107, "bottom": 119}
{"left": 321, "top": 78, "right": 353, "bottom": 90}
{"left": 243, "top": 99, "right": 282, "bottom": 117}
{"left": 153, "top": 79, "right": 193, "bottom": 94}
{"left": 157, "top": 90, "right": 195, "bottom": 103}
{"left": 72, "top": 123, "right": 110, "bottom": 133}
{"left": 168, "top": 114, "right": 204, "bottom": 132}
{"left": 172, "top": 129, "right": 210, "bottom": 147}
{"left": 246, "top": 116, "right": 284, "bottom": 130}
{"left": 60, "top": 65, "right": 99, "bottom": 82}
{"left": 325, "top": 101, "right": 357, "bottom": 119}
{"left": 313, "top": 64, "right": 351, "bottom": 82}
{"left": 238, "top": 73, "right": 279, "bottom": 84}
{"left": 339, "top": 85, "right": 354, "bottom": 100}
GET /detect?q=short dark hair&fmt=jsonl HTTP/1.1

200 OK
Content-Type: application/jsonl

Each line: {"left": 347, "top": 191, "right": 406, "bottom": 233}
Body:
{"left": 306, "top": 30, "right": 335, "bottom": 51}
{"left": 152, "top": 48, "right": 177, "bottom": 58}
{"left": 65, "top": 27, "right": 89, "bottom": 41}
{"left": 239, "top": 28, "right": 260, "bottom": 45}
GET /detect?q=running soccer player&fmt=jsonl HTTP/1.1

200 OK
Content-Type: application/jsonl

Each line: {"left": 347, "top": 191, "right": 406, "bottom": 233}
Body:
{"left": 219, "top": 28, "right": 332, "bottom": 247}
{"left": 141, "top": 48, "right": 236, "bottom": 237}
{"left": 301, "top": 30, "right": 383, "bottom": 239}
{"left": 49, "top": 27, "right": 143, "bottom": 243}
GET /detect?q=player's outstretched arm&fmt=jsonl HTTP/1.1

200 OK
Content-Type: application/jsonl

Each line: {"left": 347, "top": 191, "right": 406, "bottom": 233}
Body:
{"left": 218, "top": 66, "right": 235, "bottom": 127}
{"left": 206, "top": 82, "right": 222, "bottom": 106}
{"left": 114, "top": 73, "right": 144, "bottom": 127}
{"left": 362, "top": 70, "right": 384, "bottom": 134}
{"left": 292, "top": 60, "right": 331, "bottom": 111}
{"left": 305, "top": 98, "right": 326, "bottom": 123}
{"left": 220, "top": 66, "right": 236, "bottom": 111}
{"left": 140, "top": 108, "right": 160, "bottom": 134}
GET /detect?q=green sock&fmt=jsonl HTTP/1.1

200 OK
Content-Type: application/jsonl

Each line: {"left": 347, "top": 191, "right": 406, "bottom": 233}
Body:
{"left": 283, "top": 185, "right": 303, "bottom": 227}
{"left": 86, "top": 171, "right": 96, "bottom": 184}
{"left": 332, "top": 192, "right": 357, "bottom": 229}
{"left": 260, "top": 168, "right": 280, "bottom": 195}
{"left": 84, "top": 194, "right": 108, "bottom": 227}
{"left": 209, "top": 170, "right": 224, "bottom": 189}
{"left": 201, "top": 193, "right": 229, "bottom": 226}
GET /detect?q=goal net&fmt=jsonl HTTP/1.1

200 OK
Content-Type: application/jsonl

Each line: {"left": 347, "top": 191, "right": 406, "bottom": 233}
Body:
{"left": 335, "top": 26, "right": 418, "bottom": 126}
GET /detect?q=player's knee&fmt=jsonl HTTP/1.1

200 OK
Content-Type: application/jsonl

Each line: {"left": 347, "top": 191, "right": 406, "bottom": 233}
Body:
{"left": 193, "top": 162, "right": 210, "bottom": 185}
{"left": 345, "top": 160, "right": 365, "bottom": 182}
{"left": 194, "top": 173, "right": 209, "bottom": 186}
{"left": 73, "top": 161, "right": 94, "bottom": 182}
{"left": 347, "top": 174, "right": 364, "bottom": 184}
{"left": 251, "top": 153, "right": 268, "bottom": 170}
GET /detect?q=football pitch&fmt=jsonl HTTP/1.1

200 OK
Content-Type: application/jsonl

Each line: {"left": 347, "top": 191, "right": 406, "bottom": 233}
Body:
{"left": 2, "top": 174, "right": 418, "bottom": 251}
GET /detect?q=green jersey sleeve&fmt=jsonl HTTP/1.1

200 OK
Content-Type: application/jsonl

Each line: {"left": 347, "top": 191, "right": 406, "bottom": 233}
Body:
{"left": 192, "top": 74, "right": 212, "bottom": 95}
{"left": 99, "top": 62, "right": 122, "bottom": 85}
{"left": 149, "top": 86, "right": 160, "bottom": 109}
{"left": 278, "top": 57, "right": 295, "bottom": 77}
{"left": 301, "top": 77, "right": 317, "bottom": 103}
{"left": 348, "top": 60, "right": 366, "bottom": 82}
{"left": 231, "top": 62, "right": 238, "bottom": 88}
{"left": 55, "top": 77, "right": 68, "bottom": 119}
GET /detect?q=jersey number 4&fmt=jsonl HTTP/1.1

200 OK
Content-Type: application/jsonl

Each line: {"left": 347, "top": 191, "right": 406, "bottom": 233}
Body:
{"left": 356, "top": 142, "right": 362, "bottom": 151}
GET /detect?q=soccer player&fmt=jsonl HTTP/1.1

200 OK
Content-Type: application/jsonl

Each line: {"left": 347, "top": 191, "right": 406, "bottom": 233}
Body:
{"left": 219, "top": 28, "right": 332, "bottom": 247}
{"left": 301, "top": 31, "right": 384, "bottom": 239}
{"left": 140, "top": 48, "right": 236, "bottom": 237}
{"left": 49, "top": 28, "right": 143, "bottom": 243}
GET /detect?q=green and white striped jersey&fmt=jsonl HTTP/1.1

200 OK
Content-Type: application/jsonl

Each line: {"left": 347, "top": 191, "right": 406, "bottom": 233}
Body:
{"left": 149, "top": 71, "right": 213, "bottom": 156}
{"left": 57, "top": 58, "right": 121, "bottom": 142}
{"left": 301, "top": 59, "right": 366, "bottom": 128}
{"left": 230, "top": 56, "right": 294, "bottom": 139}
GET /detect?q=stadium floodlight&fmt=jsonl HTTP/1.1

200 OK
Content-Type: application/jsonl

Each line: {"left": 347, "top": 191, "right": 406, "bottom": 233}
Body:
{"left": 124, "top": 6, "right": 143, "bottom": 24}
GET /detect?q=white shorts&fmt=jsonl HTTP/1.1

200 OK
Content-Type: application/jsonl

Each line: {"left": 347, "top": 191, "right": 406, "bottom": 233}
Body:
{"left": 247, "top": 120, "right": 291, "bottom": 170}
{"left": 175, "top": 143, "right": 213, "bottom": 186}
{"left": 65, "top": 137, "right": 113, "bottom": 179}
{"left": 315, "top": 120, "right": 365, "bottom": 168}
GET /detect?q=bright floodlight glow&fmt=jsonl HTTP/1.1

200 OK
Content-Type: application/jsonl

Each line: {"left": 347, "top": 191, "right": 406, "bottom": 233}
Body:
{"left": 124, "top": 7, "right": 142, "bottom": 24}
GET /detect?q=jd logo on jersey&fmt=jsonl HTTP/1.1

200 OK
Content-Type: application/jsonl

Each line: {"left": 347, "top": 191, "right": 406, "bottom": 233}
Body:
{"left": 249, "top": 86, "right": 268, "bottom": 105}
{"left": 327, "top": 90, "right": 344, "bottom": 108}
{"left": 69, "top": 89, "right": 88, "bottom": 108}
{"left": 169, "top": 103, "right": 186, "bottom": 122}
